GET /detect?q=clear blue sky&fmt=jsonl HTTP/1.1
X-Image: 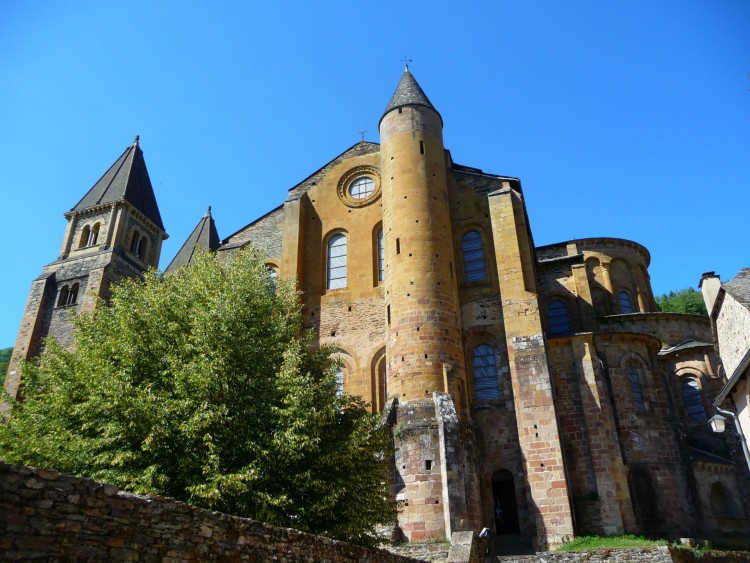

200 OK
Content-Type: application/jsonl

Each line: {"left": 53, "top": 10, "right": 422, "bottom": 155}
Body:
{"left": 1, "top": 1, "right": 748, "bottom": 348}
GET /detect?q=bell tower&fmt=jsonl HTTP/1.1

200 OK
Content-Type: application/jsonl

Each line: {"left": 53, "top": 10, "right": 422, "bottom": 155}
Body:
{"left": 3, "top": 137, "right": 167, "bottom": 407}
{"left": 380, "top": 68, "right": 481, "bottom": 540}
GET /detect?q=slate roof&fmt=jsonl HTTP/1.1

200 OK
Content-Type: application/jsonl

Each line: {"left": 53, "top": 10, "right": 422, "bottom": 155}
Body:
{"left": 723, "top": 268, "right": 750, "bottom": 307}
{"left": 381, "top": 68, "right": 441, "bottom": 125}
{"left": 689, "top": 446, "right": 735, "bottom": 466}
{"left": 70, "top": 137, "right": 165, "bottom": 231}
{"left": 165, "top": 207, "right": 220, "bottom": 273}
{"left": 657, "top": 339, "right": 714, "bottom": 357}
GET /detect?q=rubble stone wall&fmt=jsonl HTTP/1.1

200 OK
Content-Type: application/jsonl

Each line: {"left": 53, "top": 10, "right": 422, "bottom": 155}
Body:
{"left": 0, "top": 462, "right": 422, "bottom": 562}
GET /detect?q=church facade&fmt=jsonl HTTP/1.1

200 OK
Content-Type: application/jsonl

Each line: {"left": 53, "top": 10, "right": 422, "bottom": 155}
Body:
{"left": 6, "top": 69, "right": 749, "bottom": 550}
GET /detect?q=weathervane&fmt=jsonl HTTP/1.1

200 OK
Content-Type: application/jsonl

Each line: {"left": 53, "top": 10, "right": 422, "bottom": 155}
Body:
{"left": 400, "top": 56, "right": 413, "bottom": 71}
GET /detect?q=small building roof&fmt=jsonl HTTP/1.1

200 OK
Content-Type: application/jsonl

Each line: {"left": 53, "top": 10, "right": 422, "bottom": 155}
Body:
{"left": 70, "top": 137, "right": 165, "bottom": 232}
{"left": 723, "top": 268, "right": 750, "bottom": 307}
{"left": 165, "top": 207, "right": 220, "bottom": 273}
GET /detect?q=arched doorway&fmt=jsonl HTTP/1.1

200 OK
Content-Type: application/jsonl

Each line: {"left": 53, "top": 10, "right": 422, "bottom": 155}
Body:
{"left": 627, "top": 466, "right": 662, "bottom": 535}
{"left": 492, "top": 469, "right": 520, "bottom": 534}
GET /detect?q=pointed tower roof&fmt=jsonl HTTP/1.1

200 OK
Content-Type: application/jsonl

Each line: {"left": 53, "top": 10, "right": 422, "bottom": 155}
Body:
{"left": 380, "top": 68, "right": 442, "bottom": 126}
{"left": 70, "top": 136, "right": 165, "bottom": 231}
{"left": 165, "top": 206, "right": 220, "bottom": 273}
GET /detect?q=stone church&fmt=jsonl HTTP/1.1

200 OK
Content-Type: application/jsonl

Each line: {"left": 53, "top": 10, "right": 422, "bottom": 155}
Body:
{"left": 6, "top": 69, "right": 749, "bottom": 550}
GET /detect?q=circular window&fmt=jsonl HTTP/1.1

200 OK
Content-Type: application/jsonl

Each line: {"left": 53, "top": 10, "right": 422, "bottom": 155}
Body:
{"left": 349, "top": 176, "right": 375, "bottom": 199}
{"left": 337, "top": 165, "right": 381, "bottom": 208}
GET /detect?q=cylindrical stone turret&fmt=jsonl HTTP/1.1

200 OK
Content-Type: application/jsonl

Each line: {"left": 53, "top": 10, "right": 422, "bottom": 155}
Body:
{"left": 380, "top": 70, "right": 466, "bottom": 402}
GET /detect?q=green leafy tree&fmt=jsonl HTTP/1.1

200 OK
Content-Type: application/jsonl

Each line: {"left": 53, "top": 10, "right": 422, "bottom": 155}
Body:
{"left": 0, "top": 250, "right": 394, "bottom": 545}
{"left": 655, "top": 287, "right": 708, "bottom": 316}
{"left": 0, "top": 347, "right": 11, "bottom": 387}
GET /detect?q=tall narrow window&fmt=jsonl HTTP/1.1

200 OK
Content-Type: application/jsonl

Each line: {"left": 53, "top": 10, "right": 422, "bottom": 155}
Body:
{"left": 58, "top": 286, "right": 70, "bottom": 306}
{"left": 619, "top": 290, "right": 634, "bottom": 314}
{"left": 377, "top": 229, "right": 384, "bottom": 282}
{"left": 266, "top": 267, "right": 278, "bottom": 294}
{"left": 547, "top": 300, "right": 570, "bottom": 336}
{"left": 130, "top": 231, "right": 140, "bottom": 254}
{"left": 472, "top": 344, "right": 500, "bottom": 400}
{"left": 87, "top": 223, "right": 100, "bottom": 246}
{"left": 79, "top": 226, "right": 91, "bottom": 248}
{"left": 462, "top": 231, "right": 486, "bottom": 282}
{"left": 627, "top": 366, "right": 646, "bottom": 410}
{"left": 327, "top": 233, "right": 347, "bottom": 290}
{"left": 335, "top": 367, "right": 344, "bottom": 397}
{"left": 137, "top": 237, "right": 148, "bottom": 260}
{"left": 67, "top": 283, "right": 79, "bottom": 306}
{"left": 682, "top": 379, "right": 707, "bottom": 422}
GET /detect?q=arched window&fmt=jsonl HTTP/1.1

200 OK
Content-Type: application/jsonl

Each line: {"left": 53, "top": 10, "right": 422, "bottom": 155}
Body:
{"left": 472, "top": 344, "right": 500, "bottom": 400}
{"left": 130, "top": 231, "right": 140, "bottom": 254}
{"left": 137, "top": 237, "right": 148, "bottom": 260}
{"left": 265, "top": 266, "right": 278, "bottom": 294}
{"left": 462, "top": 231, "right": 486, "bottom": 282}
{"left": 547, "top": 299, "right": 570, "bottom": 336}
{"left": 79, "top": 225, "right": 91, "bottom": 248}
{"left": 327, "top": 233, "right": 347, "bottom": 290}
{"left": 58, "top": 285, "right": 70, "bottom": 306}
{"left": 87, "top": 223, "right": 100, "bottom": 246}
{"left": 626, "top": 365, "right": 646, "bottom": 410}
{"left": 619, "top": 290, "right": 634, "bottom": 314}
{"left": 682, "top": 379, "right": 707, "bottom": 422}
{"left": 335, "top": 367, "right": 344, "bottom": 397}
{"left": 377, "top": 229, "right": 384, "bottom": 282}
{"left": 67, "top": 283, "right": 79, "bottom": 305}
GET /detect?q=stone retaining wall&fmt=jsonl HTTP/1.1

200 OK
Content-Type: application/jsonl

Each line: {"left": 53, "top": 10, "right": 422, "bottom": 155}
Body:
{"left": 0, "top": 462, "right": 423, "bottom": 562}
{"left": 492, "top": 546, "right": 750, "bottom": 562}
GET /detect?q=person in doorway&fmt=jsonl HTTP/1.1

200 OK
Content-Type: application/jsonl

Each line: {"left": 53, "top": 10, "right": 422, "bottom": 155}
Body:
{"left": 494, "top": 496, "right": 504, "bottom": 534}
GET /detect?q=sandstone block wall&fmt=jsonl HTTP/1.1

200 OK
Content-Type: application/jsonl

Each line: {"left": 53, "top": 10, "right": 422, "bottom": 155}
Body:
{"left": 0, "top": 462, "right": 423, "bottom": 562}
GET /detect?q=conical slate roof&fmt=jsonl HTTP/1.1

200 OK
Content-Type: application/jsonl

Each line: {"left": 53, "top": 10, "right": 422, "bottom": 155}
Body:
{"left": 381, "top": 68, "right": 441, "bottom": 125}
{"left": 165, "top": 207, "right": 220, "bottom": 273}
{"left": 71, "top": 137, "right": 165, "bottom": 231}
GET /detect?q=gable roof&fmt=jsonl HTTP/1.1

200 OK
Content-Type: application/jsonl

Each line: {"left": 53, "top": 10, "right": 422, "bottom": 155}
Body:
{"left": 165, "top": 207, "right": 220, "bottom": 273}
{"left": 723, "top": 268, "right": 750, "bottom": 307}
{"left": 70, "top": 137, "right": 165, "bottom": 231}
{"left": 286, "top": 141, "right": 380, "bottom": 200}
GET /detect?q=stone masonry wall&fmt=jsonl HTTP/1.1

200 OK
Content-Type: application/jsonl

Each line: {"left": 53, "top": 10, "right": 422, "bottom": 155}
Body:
{"left": 0, "top": 462, "right": 424, "bottom": 562}
{"left": 494, "top": 546, "right": 750, "bottom": 563}
{"left": 716, "top": 292, "right": 750, "bottom": 377}
{"left": 221, "top": 206, "right": 285, "bottom": 261}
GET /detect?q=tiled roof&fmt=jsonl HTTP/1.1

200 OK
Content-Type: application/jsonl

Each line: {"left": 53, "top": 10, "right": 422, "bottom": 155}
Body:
{"left": 381, "top": 69, "right": 441, "bottom": 124}
{"left": 70, "top": 137, "right": 165, "bottom": 231}
{"left": 165, "top": 207, "right": 220, "bottom": 273}
{"left": 723, "top": 268, "right": 750, "bottom": 307}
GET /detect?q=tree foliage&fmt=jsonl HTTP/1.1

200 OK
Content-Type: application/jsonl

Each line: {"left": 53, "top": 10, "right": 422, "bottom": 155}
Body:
{"left": 0, "top": 347, "right": 11, "bottom": 387}
{"left": 655, "top": 287, "right": 707, "bottom": 316}
{"left": 0, "top": 250, "right": 395, "bottom": 545}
